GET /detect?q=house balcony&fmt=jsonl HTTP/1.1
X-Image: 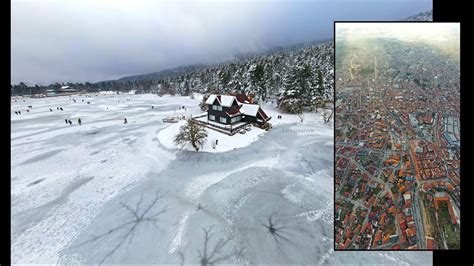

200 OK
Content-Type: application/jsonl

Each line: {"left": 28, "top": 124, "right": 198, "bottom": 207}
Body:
{"left": 191, "top": 114, "right": 249, "bottom": 136}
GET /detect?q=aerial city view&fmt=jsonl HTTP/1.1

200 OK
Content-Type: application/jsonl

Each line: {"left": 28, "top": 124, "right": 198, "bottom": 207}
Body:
{"left": 335, "top": 23, "right": 460, "bottom": 250}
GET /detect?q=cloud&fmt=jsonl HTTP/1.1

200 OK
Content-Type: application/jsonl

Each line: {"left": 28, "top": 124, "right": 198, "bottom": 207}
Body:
{"left": 11, "top": 0, "right": 432, "bottom": 84}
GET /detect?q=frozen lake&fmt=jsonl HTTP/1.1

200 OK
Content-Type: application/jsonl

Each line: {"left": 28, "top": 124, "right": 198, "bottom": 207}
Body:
{"left": 11, "top": 93, "right": 432, "bottom": 264}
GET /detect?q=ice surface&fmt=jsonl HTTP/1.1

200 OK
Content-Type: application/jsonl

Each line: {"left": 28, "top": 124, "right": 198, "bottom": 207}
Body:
{"left": 11, "top": 94, "right": 432, "bottom": 264}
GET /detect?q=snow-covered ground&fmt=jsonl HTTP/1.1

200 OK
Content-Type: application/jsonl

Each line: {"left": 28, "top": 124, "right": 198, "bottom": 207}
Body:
{"left": 11, "top": 94, "right": 432, "bottom": 264}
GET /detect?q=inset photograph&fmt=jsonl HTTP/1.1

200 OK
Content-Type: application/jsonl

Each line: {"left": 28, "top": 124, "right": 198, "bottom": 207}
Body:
{"left": 334, "top": 22, "right": 460, "bottom": 250}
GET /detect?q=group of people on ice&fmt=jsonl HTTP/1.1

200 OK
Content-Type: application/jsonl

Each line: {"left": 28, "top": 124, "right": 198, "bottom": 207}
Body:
{"left": 14, "top": 105, "right": 38, "bottom": 115}
{"left": 64, "top": 118, "right": 80, "bottom": 125}
{"left": 63, "top": 117, "right": 128, "bottom": 125}
{"left": 15, "top": 95, "right": 137, "bottom": 127}
{"left": 50, "top": 107, "right": 64, "bottom": 112}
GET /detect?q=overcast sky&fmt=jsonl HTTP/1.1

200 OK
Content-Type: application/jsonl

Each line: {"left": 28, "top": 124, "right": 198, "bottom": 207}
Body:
{"left": 11, "top": 0, "right": 431, "bottom": 85}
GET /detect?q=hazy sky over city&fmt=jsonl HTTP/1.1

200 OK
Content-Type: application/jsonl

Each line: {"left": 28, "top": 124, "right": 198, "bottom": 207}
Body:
{"left": 11, "top": 0, "right": 431, "bottom": 85}
{"left": 336, "top": 23, "right": 459, "bottom": 40}
{"left": 336, "top": 22, "right": 460, "bottom": 61}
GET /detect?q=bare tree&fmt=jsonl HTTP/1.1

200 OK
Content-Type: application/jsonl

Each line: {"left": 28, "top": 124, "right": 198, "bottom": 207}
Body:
{"left": 177, "top": 225, "right": 245, "bottom": 265}
{"left": 288, "top": 105, "right": 304, "bottom": 123}
{"left": 322, "top": 109, "right": 333, "bottom": 124}
{"left": 70, "top": 192, "right": 167, "bottom": 264}
{"left": 174, "top": 119, "right": 208, "bottom": 151}
{"left": 197, "top": 225, "right": 245, "bottom": 266}
{"left": 177, "top": 250, "right": 186, "bottom": 266}
{"left": 261, "top": 213, "right": 295, "bottom": 253}
{"left": 196, "top": 203, "right": 205, "bottom": 211}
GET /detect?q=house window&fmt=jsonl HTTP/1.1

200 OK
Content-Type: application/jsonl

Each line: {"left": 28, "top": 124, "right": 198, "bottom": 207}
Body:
{"left": 219, "top": 117, "right": 227, "bottom": 123}
{"left": 231, "top": 116, "right": 241, "bottom": 123}
{"left": 209, "top": 114, "right": 215, "bottom": 121}
{"left": 217, "top": 105, "right": 222, "bottom": 111}
{"left": 212, "top": 105, "right": 217, "bottom": 110}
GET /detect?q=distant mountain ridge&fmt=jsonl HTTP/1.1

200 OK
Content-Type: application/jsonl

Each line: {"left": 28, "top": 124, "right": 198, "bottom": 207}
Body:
{"left": 117, "top": 64, "right": 207, "bottom": 82}
{"left": 115, "top": 38, "right": 332, "bottom": 83}
{"left": 403, "top": 10, "right": 433, "bottom": 21}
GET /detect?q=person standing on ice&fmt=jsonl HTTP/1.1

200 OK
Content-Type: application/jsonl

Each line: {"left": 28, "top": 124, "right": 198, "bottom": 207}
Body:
{"left": 65, "top": 119, "right": 68, "bottom": 124}
{"left": 123, "top": 118, "right": 128, "bottom": 124}
{"left": 78, "top": 118, "right": 82, "bottom": 125}
{"left": 50, "top": 108, "right": 53, "bottom": 112}
{"left": 68, "top": 120, "right": 72, "bottom": 125}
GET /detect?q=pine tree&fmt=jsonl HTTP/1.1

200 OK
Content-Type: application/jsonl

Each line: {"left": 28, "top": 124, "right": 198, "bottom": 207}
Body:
{"left": 217, "top": 69, "right": 231, "bottom": 92}
{"left": 246, "top": 63, "right": 266, "bottom": 102}
{"left": 317, "top": 69, "right": 324, "bottom": 98}
{"left": 308, "top": 69, "right": 326, "bottom": 110}
{"left": 278, "top": 67, "right": 304, "bottom": 114}
{"left": 297, "top": 63, "right": 312, "bottom": 106}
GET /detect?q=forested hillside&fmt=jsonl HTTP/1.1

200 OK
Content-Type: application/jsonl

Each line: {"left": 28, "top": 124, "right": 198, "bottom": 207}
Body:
{"left": 12, "top": 41, "right": 334, "bottom": 113}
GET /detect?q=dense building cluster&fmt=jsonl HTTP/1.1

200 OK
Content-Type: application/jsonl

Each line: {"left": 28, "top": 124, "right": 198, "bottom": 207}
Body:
{"left": 335, "top": 30, "right": 460, "bottom": 250}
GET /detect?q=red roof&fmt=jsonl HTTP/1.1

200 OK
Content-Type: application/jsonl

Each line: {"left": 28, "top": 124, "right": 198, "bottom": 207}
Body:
{"left": 343, "top": 214, "right": 349, "bottom": 225}
{"left": 226, "top": 105, "right": 241, "bottom": 115}
{"left": 373, "top": 229, "right": 382, "bottom": 247}
{"left": 232, "top": 93, "right": 250, "bottom": 103}
{"left": 426, "top": 237, "right": 436, "bottom": 249}
{"left": 257, "top": 108, "right": 269, "bottom": 120}
{"left": 448, "top": 203, "right": 457, "bottom": 224}
{"left": 344, "top": 239, "right": 351, "bottom": 249}
{"left": 406, "top": 228, "right": 416, "bottom": 237}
